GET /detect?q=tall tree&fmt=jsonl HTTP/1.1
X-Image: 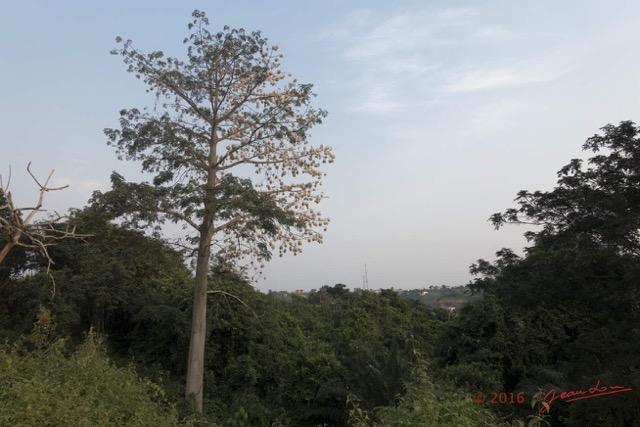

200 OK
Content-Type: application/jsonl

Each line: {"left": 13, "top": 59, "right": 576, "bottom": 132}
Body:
{"left": 98, "top": 10, "right": 333, "bottom": 411}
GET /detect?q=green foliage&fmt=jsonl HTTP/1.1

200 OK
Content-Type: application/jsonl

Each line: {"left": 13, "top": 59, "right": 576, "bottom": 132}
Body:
{"left": 524, "top": 392, "right": 551, "bottom": 427}
{"left": 97, "top": 9, "right": 333, "bottom": 265}
{"left": 438, "top": 122, "right": 640, "bottom": 426}
{"left": 138, "top": 279, "right": 442, "bottom": 426}
{"left": 348, "top": 369, "right": 510, "bottom": 427}
{"left": 435, "top": 295, "right": 508, "bottom": 391}
{"left": 0, "top": 207, "right": 194, "bottom": 372}
{"left": 0, "top": 329, "right": 179, "bottom": 426}
{"left": 201, "top": 275, "right": 347, "bottom": 426}
{"left": 491, "top": 121, "right": 640, "bottom": 253}
{"left": 0, "top": 272, "right": 49, "bottom": 339}
{"left": 300, "top": 286, "right": 443, "bottom": 422}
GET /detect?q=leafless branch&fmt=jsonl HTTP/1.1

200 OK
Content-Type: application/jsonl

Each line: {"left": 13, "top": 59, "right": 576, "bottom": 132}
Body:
{"left": 0, "top": 164, "right": 91, "bottom": 296}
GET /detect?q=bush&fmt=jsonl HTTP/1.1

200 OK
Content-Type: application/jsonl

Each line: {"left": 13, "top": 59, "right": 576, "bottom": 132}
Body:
{"left": 0, "top": 329, "right": 181, "bottom": 427}
{"left": 349, "top": 368, "right": 511, "bottom": 427}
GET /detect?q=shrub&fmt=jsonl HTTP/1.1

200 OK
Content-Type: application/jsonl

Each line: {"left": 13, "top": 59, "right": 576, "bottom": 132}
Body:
{"left": 349, "top": 369, "right": 511, "bottom": 427}
{"left": 0, "top": 329, "right": 180, "bottom": 427}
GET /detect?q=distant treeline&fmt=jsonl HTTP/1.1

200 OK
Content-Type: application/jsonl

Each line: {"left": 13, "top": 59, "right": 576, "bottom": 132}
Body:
{"left": 269, "top": 285, "right": 478, "bottom": 311}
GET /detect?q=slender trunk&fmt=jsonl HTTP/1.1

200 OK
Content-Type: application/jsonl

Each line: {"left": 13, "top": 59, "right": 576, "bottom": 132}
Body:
{"left": 185, "top": 226, "right": 212, "bottom": 412}
{"left": 185, "top": 124, "right": 218, "bottom": 412}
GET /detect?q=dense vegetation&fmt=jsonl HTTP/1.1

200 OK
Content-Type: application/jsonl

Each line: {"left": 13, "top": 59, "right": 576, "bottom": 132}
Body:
{"left": 435, "top": 121, "right": 640, "bottom": 426}
{"left": 0, "top": 190, "right": 519, "bottom": 426}
{"left": 0, "top": 207, "right": 503, "bottom": 426}
{"left": 0, "top": 318, "right": 181, "bottom": 427}
{"left": 2, "top": 10, "right": 639, "bottom": 425}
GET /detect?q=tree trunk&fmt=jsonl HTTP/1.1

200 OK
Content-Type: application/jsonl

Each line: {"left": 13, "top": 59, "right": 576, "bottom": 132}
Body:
{"left": 185, "top": 227, "right": 213, "bottom": 412}
{"left": 0, "top": 242, "right": 16, "bottom": 266}
{"left": 0, "top": 233, "right": 19, "bottom": 265}
{"left": 185, "top": 117, "right": 218, "bottom": 412}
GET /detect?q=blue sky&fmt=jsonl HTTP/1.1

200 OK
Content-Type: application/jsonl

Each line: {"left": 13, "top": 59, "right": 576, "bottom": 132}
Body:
{"left": 2, "top": 1, "right": 640, "bottom": 291}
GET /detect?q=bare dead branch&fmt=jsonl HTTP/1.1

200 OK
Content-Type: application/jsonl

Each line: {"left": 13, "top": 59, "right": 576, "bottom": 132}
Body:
{"left": 26, "top": 162, "right": 69, "bottom": 192}
{"left": 0, "top": 164, "right": 11, "bottom": 192}
{"left": 0, "top": 164, "right": 92, "bottom": 297}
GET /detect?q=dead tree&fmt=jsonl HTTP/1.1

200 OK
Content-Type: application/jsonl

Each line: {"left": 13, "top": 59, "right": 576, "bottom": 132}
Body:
{"left": 0, "top": 163, "right": 89, "bottom": 290}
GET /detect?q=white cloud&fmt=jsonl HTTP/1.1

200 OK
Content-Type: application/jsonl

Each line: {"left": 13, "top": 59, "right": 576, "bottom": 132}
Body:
{"left": 322, "top": 7, "right": 472, "bottom": 116}
{"left": 442, "top": 42, "right": 579, "bottom": 94}
{"left": 443, "top": 65, "right": 561, "bottom": 93}
{"left": 320, "top": 2, "right": 582, "bottom": 134}
{"left": 469, "top": 25, "right": 512, "bottom": 40}
{"left": 342, "top": 7, "right": 475, "bottom": 60}
{"left": 320, "top": 6, "right": 541, "bottom": 117}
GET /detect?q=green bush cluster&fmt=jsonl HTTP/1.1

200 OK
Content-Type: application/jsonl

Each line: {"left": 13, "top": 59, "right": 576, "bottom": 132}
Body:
{"left": 348, "top": 369, "right": 509, "bottom": 427}
{"left": 0, "top": 327, "right": 179, "bottom": 426}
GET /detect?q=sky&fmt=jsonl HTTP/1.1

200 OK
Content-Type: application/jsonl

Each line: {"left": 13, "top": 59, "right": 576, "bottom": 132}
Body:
{"left": 2, "top": 1, "right": 640, "bottom": 292}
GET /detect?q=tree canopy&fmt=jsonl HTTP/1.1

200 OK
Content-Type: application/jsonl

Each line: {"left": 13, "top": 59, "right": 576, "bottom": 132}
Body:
{"left": 490, "top": 121, "right": 640, "bottom": 254}
{"left": 439, "top": 121, "right": 640, "bottom": 426}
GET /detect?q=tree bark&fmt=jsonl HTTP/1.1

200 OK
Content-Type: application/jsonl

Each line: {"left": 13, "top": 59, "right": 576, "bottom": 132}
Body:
{"left": 0, "top": 233, "right": 19, "bottom": 265}
{"left": 0, "top": 241, "right": 16, "bottom": 265}
{"left": 185, "top": 132, "right": 218, "bottom": 412}
{"left": 185, "top": 227, "right": 212, "bottom": 412}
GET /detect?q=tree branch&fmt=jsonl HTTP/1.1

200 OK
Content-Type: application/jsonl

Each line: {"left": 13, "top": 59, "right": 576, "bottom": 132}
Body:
{"left": 0, "top": 164, "right": 91, "bottom": 296}
{"left": 206, "top": 290, "right": 262, "bottom": 327}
